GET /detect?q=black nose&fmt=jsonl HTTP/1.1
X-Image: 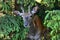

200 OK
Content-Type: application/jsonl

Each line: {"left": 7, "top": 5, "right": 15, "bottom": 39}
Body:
{"left": 25, "top": 24, "right": 27, "bottom": 26}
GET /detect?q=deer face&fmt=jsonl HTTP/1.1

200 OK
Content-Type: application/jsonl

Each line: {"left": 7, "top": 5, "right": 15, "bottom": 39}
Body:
{"left": 13, "top": 6, "right": 38, "bottom": 28}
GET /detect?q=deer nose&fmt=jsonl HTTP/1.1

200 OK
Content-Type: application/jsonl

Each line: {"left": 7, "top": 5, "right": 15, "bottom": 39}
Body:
{"left": 24, "top": 24, "right": 28, "bottom": 27}
{"left": 24, "top": 21, "right": 28, "bottom": 27}
{"left": 25, "top": 24, "right": 27, "bottom": 26}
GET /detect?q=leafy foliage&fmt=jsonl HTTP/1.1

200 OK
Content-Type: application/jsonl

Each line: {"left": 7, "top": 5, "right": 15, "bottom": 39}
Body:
{"left": 44, "top": 10, "right": 60, "bottom": 40}
{"left": 0, "top": 0, "right": 60, "bottom": 40}
{"left": 0, "top": 14, "right": 28, "bottom": 40}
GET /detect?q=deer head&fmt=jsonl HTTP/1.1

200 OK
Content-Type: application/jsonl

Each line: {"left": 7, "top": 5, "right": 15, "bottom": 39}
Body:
{"left": 13, "top": 5, "right": 38, "bottom": 28}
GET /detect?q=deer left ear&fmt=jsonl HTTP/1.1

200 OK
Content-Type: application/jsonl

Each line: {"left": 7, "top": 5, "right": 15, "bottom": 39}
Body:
{"left": 31, "top": 6, "right": 38, "bottom": 14}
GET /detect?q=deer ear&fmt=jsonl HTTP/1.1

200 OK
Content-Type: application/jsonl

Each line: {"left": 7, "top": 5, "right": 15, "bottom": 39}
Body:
{"left": 31, "top": 6, "right": 38, "bottom": 14}
{"left": 13, "top": 11, "right": 23, "bottom": 16}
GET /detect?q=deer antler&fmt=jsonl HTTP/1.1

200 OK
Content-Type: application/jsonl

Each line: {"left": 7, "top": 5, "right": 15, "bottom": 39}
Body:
{"left": 28, "top": 5, "right": 31, "bottom": 14}
{"left": 21, "top": 6, "right": 24, "bottom": 13}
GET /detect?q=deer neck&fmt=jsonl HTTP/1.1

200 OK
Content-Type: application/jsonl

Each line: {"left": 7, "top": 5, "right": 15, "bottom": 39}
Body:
{"left": 32, "top": 14, "right": 45, "bottom": 32}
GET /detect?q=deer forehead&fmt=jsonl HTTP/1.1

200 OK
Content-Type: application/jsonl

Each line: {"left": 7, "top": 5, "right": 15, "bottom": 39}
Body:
{"left": 22, "top": 13, "right": 31, "bottom": 17}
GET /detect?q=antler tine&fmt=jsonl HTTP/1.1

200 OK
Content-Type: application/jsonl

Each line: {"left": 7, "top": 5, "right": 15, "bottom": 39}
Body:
{"left": 28, "top": 5, "right": 31, "bottom": 14}
{"left": 21, "top": 6, "right": 24, "bottom": 13}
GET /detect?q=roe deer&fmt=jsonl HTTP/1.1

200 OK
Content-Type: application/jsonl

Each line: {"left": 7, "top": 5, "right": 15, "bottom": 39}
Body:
{"left": 13, "top": 5, "right": 51, "bottom": 40}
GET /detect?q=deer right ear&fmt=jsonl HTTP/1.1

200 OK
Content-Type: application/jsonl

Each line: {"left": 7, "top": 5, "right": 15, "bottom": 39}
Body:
{"left": 31, "top": 6, "right": 38, "bottom": 14}
{"left": 13, "top": 11, "right": 23, "bottom": 16}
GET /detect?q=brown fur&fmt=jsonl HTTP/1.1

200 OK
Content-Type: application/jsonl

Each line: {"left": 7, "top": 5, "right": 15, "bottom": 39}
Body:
{"left": 32, "top": 14, "right": 46, "bottom": 32}
{"left": 33, "top": 14, "right": 51, "bottom": 40}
